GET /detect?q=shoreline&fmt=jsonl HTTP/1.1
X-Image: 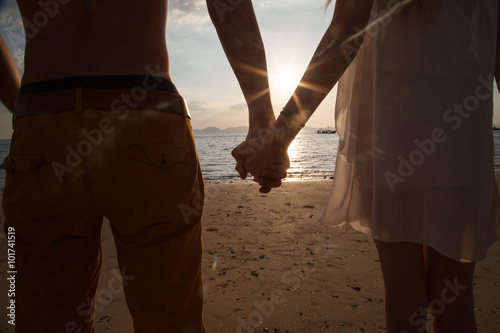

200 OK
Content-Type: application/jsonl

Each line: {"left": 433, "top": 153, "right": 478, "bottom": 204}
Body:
{"left": 0, "top": 180, "right": 499, "bottom": 332}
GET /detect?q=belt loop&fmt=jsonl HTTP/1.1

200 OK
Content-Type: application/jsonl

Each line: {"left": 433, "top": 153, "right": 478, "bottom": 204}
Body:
{"left": 12, "top": 96, "right": 20, "bottom": 125}
{"left": 75, "top": 88, "right": 83, "bottom": 114}
{"left": 179, "top": 96, "right": 191, "bottom": 119}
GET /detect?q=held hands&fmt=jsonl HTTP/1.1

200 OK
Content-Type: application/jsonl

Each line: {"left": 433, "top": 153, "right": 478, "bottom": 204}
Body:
{"left": 232, "top": 127, "right": 290, "bottom": 193}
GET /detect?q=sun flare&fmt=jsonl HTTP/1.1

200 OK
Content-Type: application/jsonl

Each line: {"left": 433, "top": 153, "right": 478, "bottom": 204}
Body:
{"left": 274, "top": 71, "right": 298, "bottom": 92}
{"left": 270, "top": 68, "right": 301, "bottom": 100}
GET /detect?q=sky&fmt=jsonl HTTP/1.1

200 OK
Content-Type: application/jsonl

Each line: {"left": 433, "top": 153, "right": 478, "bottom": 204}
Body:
{"left": 0, "top": 0, "right": 338, "bottom": 139}
{"left": 0, "top": 0, "right": 499, "bottom": 139}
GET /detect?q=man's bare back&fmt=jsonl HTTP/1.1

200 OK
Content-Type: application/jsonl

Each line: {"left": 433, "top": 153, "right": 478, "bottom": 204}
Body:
{"left": 17, "top": 0, "right": 171, "bottom": 85}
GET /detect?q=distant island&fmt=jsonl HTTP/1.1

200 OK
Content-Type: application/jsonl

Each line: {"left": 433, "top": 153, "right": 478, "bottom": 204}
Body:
{"left": 193, "top": 126, "right": 249, "bottom": 134}
{"left": 193, "top": 126, "right": 331, "bottom": 135}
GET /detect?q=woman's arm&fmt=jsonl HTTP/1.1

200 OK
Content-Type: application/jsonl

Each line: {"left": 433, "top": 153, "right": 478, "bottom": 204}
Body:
{"left": 275, "top": 0, "right": 374, "bottom": 145}
{"left": 0, "top": 34, "right": 21, "bottom": 113}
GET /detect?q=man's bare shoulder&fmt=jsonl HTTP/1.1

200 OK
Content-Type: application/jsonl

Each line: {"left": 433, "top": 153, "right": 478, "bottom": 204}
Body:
{"left": 16, "top": 0, "right": 168, "bottom": 28}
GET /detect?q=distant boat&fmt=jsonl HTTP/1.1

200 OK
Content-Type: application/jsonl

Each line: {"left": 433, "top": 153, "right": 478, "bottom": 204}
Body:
{"left": 317, "top": 128, "right": 336, "bottom": 134}
{"left": 493, "top": 124, "right": 500, "bottom": 130}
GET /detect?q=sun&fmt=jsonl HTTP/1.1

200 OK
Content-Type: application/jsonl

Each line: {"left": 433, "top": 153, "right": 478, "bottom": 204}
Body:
{"left": 274, "top": 71, "right": 299, "bottom": 92}
{"left": 270, "top": 68, "right": 301, "bottom": 101}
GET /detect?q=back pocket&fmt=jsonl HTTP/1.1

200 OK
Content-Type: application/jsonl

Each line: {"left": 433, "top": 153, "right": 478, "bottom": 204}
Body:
{"left": 0, "top": 154, "right": 44, "bottom": 175}
{"left": 120, "top": 144, "right": 193, "bottom": 171}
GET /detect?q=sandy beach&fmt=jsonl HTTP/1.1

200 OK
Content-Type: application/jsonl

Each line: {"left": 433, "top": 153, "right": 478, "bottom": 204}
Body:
{"left": 1, "top": 180, "right": 499, "bottom": 332}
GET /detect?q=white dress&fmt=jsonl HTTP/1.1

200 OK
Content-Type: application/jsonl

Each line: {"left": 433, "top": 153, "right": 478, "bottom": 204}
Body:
{"left": 321, "top": 0, "right": 500, "bottom": 262}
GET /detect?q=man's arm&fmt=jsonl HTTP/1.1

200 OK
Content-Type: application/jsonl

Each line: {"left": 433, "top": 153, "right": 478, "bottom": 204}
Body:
{"left": 0, "top": 34, "right": 21, "bottom": 113}
{"left": 206, "top": 0, "right": 274, "bottom": 136}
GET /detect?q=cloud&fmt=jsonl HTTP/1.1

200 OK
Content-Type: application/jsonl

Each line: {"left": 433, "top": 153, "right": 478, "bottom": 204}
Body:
{"left": 188, "top": 99, "right": 213, "bottom": 112}
{"left": 230, "top": 102, "right": 246, "bottom": 111}
{"left": 13, "top": 48, "right": 24, "bottom": 71}
{"left": 169, "top": 0, "right": 205, "bottom": 14}
{"left": 0, "top": 0, "right": 25, "bottom": 54}
{"left": 0, "top": 1, "right": 24, "bottom": 74}
{"left": 0, "top": 0, "right": 22, "bottom": 32}
{"left": 186, "top": 98, "right": 250, "bottom": 130}
{"left": 168, "top": 0, "right": 211, "bottom": 30}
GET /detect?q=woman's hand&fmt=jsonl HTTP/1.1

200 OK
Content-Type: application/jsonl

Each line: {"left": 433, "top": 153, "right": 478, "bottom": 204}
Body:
{"left": 232, "top": 128, "right": 290, "bottom": 193}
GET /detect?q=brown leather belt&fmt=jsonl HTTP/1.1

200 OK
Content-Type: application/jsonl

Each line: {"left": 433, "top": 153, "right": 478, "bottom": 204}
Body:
{"left": 14, "top": 88, "right": 191, "bottom": 121}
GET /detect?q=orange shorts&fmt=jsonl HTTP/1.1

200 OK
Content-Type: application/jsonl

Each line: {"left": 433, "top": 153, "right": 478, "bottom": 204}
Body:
{"left": 1, "top": 88, "right": 205, "bottom": 333}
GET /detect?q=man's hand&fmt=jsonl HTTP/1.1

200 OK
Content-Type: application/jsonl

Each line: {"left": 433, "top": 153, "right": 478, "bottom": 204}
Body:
{"left": 232, "top": 131, "right": 290, "bottom": 193}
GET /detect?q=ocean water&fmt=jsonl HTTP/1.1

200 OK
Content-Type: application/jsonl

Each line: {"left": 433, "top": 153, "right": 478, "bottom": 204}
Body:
{"left": 194, "top": 130, "right": 338, "bottom": 183}
{"left": 1, "top": 132, "right": 500, "bottom": 190}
